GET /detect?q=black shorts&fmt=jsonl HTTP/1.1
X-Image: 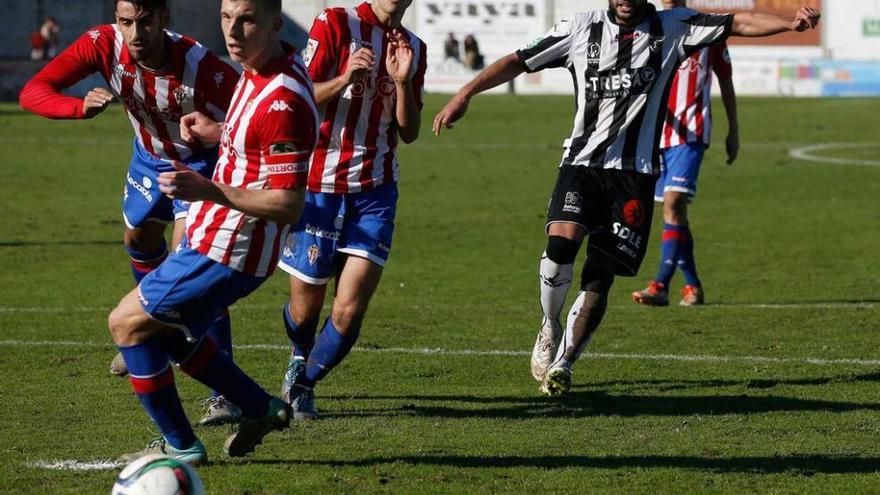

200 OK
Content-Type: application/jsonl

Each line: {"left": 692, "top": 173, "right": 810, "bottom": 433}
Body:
{"left": 546, "top": 166, "right": 657, "bottom": 277}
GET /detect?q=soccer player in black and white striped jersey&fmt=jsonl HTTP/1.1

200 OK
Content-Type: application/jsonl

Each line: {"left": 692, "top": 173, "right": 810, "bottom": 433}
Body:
{"left": 433, "top": 0, "right": 820, "bottom": 396}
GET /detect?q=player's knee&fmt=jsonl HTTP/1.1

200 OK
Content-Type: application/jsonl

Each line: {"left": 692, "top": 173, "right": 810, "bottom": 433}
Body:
{"left": 580, "top": 259, "right": 615, "bottom": 296}
{"left": 123, "top": 227, "right": 165, "bottom": 253}
{"left": 288, "top": 298, "right": 322, "bottom": 326}
{"left": 108, "top": 305, "right": 136, "bottom": 344}
{"left": 663, "top": 195, "right": 688, "bottom": 224}
{"left": 545, "top": 235, "right": 581, "bottom": 265}
{"left": 331, "top": 301, "right": 368, "bottom": 334}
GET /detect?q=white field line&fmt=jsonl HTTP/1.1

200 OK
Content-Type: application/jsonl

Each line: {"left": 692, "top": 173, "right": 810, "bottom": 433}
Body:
{"left": 2, "top": 339, "right": 880, "bottom": 367}
{"left": 789, "top": 143, "right": 880, "bottom": 167}
{"left": 0, "top": 301, "right": 873, "bottom": 315}
{"left": 28, "top": 459, "right": 122, "bottom": 471}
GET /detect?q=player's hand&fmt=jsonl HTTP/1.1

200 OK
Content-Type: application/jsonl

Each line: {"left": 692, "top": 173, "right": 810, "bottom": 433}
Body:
{"left": 158, "top": 161, "right": 219, "bottom": 202}
{"left": 726, "top": 128, "right": 739, "bottom": 165}
{"left": 432, "top": 93, "right": 470, "bottom": 136}
{"left": 180, "top": 111, "right": 223, "bottom": 145}
{"left": 343, "top": 47, "right": 375, "bottom": 85}
{"left": 792, "top": 7, "right": 820, "bottom": 32}
{"left": 386, "top": 30, "right": 414, "bottom": 86}
{"left": 82, "top": 88, "right": 114, "bottom": 119}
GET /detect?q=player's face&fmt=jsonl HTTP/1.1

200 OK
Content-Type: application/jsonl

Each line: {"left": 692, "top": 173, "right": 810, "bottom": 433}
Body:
{"left": 115, "top": 2, "right": 169, "bottom": 64}
{"left": 221, "top": 0, "right": 282, "bottom": 67}
{"left": 608, "top": 0, "right": 648, "bottom": 25}
{"left": 372, "top": 0, "right": 413, "bottom": 19}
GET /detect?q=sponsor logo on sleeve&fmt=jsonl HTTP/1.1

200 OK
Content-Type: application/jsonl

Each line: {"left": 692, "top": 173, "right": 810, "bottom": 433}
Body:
{"left": 303, "top": 38, "right": 319, "bottom": 68}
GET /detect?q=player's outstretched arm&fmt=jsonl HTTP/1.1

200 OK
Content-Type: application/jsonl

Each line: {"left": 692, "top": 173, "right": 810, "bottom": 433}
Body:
{"left": 158, "top": 161, "right": 306, "bottom": 225}
{"left": 432, "top": 53, "right": 524, "bottom": 136}
{"left": 718, "top": 77, "right": 739, "bottom": 165}
{"left": 731, "top": 7, "right": 820, "bottom": 37}
{"left": 180, "top": 111, "right": 224, "bottom": 145}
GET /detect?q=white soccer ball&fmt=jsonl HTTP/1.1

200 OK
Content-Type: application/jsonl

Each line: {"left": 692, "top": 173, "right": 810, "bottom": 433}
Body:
{"left": 111, "top": 454, "right": 204, "bottom": 495}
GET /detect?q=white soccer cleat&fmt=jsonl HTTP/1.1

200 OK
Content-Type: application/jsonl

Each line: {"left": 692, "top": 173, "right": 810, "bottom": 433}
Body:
{"left": 530, "top": 318, "right": 563, "bottom": 381}
{"left": 540, "top": 364, "right": 573, "bottom": 396}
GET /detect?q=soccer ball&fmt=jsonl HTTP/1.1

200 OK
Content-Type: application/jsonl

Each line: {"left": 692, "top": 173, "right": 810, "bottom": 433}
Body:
{"left": 112, "top": 454, "right": 204, "bottom": 495}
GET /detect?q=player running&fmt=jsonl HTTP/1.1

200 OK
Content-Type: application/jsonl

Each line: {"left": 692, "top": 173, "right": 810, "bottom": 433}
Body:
{"left": 632, "top": 0, "right": 739, "bottom": 307}
{"left": 18, "top": 0, "right": 243, "bottom": 423}
{"left": 107, "top": 0, "right": 318, "bottom": 462}
{"left": 434, "top": 0, "right": 819, "bottom": 395}
{"left": 276, "top": 0, "right": 426, "bottom": 419}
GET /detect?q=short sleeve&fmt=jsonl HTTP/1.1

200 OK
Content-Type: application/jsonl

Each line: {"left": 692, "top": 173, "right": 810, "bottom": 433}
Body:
{"left": 516, "top": 17, "right": 576, "bottom": 73}
{"left": 194, "top": 52, "right": 240, "bottom": 121}
{"left": 256, "top": 89, "right": 317, "bottom": 190}
{"left": 303, "top": 10, "right": 338, "bottom": 83}
{"left": 710, "top": 42, "right": 732, "bottom": 79}
{"left": 678, "top": 11, "right": 734, "bottom": 57}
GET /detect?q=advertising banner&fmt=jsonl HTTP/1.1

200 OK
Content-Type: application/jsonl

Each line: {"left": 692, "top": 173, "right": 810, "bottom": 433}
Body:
{"left": 688, "top": 0, "right": 822, "bottom": 46}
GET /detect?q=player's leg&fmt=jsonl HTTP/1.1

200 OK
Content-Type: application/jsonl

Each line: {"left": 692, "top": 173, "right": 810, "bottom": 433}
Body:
{"left": 276, "top": 191, "right": 340, "bottom": 414}
{"left": 108, "top": 290, "right": 206, "bottom": 464}
{"left": 531, "top": 165, "right": 589, "bottom": 381}
{"left": 543, "top": 170, "right": 655, "bottom": 395}
{"left": 289, "top": 184, "right": 396, "bottom": 416}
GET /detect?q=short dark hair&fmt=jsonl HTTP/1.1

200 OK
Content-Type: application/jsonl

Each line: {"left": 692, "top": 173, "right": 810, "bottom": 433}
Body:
{"left": 114, "top": 0, "right": 168, "bottom": 12}
{"left": 251, "top": 0, "right": 282, "bottom": 16}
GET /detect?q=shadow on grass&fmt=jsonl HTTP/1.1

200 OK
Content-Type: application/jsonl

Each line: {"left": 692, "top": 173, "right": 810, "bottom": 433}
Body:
{"left": 242, "top": 454, "right": 880, "bottom": 474}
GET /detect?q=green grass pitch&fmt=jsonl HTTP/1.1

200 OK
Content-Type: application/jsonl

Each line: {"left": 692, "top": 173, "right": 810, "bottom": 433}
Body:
{"left": 0, "top": 95, "right": 879, "bottom": 494}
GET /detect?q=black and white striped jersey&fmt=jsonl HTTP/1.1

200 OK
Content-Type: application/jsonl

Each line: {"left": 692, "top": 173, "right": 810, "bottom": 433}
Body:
{"left": 516, "top": 5, "right": 733, "bottom": 175}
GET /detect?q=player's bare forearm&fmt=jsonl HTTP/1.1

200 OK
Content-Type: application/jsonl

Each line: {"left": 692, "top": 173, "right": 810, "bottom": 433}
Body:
{"left": 313, "top": 77, "right": 351, "bottom": 105}
{"left": 396, "top": 81, "right": 421, "bottom": 143}
{"left": 732, "top": 7, "right": 820, "bottom": 37}
{"left": 719, "top": 78, "right": 738, "bottom": 132}
{"left": 209, "top": 185, "right": 307, "bottom": 225}
{"left": 459, "top": 53, "right": 525, "bottom": 99}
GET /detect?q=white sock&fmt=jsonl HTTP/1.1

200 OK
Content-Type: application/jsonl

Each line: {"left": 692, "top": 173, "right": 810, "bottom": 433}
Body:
{"left": 553, "top": 291, "right": 592, "bottom": 369}
{"left": 539, "top": 252, "right": 573, "bottom": 327}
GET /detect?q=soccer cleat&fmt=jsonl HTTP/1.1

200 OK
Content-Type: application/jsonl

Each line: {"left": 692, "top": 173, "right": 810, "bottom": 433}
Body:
{"left": 198, "top": 395, "right": 243, "bottom": 427}
{"left": 118, "top": 437, "right": 207, "bottom": 466}
{"left": 530, "top": 319, "right": 563, "bottom": 381}
{"left": 223, "top": 397, "right": 291, "bottom": 457}
{"left": 287, "top": 384, "right": 318, "bottom": 420}
{"left": 679, "top": 285, "right": 705, "bottom": 307}
{"left": 540, "top": 365, "right": 573, "bottom": 396}
{"left": 109, "top": 352, "right": 129, "bottom": 377}
{"left": 631, "top": 281, "right": 670, "bottom": 307}
{"left": 280, "top": 356, "right": 305, "bottom": 404}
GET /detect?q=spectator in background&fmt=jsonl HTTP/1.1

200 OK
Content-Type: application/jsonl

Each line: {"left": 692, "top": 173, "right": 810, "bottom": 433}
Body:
{"left": 30, "top": 17, "right": 60, "bottom": 60}
{"left": 444, "top": 32, "right": 460, "bottom": 61}
{"left": 463, "top": 34, "right": 483, "bottom": 70}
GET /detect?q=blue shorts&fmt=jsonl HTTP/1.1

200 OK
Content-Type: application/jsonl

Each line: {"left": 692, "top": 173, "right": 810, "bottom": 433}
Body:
{"left": 278, "top": 182, "right": 398, "bottom": 284}
{"left": 655, "top": 142, "right": 706, "bottom": 202}
{"left": 137, "top": 246, "right": 265, "bottom": 340}
{"left": 123, "top": 138, "right": 218, "bottom": 229}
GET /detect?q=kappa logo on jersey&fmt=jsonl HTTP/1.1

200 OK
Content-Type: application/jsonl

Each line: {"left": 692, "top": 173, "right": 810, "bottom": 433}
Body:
{"left": 303, "top": 38, "right": 319, "bottom": 68}
{"left": 268, "top": 100, "right": 293, "bottom": 113}
{"left": 562, "top": 191, "right": 582, "bottom": 214}
{"left": 316, "top": 11, "right": 328, "bottom": 23}
{"left": 89, "top": 30, "right": 101, "bottom": 43}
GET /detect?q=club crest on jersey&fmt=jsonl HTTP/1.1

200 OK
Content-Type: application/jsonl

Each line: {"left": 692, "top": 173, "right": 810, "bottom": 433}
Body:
{"left": 587, "top": 42, "right": 601, "bottom": 60}
{"left": 307, "top": 244, "right": 321, "bottom": 266}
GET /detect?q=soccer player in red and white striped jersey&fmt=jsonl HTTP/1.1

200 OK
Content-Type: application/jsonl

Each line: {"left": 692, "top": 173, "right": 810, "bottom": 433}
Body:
{"left": 633, "top": 0, "right": 740, "bottom": 308}
{"left": 277, "top": 0, "right": 426, "bottom": 419}
{"left": 19, "top": 0, "right": 243, "bottom": 417}
{"left": 108, "top": 0, "right": 317, "bottom": 462}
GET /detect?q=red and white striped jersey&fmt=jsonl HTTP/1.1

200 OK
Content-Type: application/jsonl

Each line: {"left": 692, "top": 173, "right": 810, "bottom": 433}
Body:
{"left": 661, "top": 42, "right": 732, "bottom": 149}
{"left": 304, "top": 2, "right": 427, "bottom": 194}
{"left": 19, "top": 24, "right": 238, "bottom": 161}
{"left": 186, "top": 49, "right": 319, "bottom": 277}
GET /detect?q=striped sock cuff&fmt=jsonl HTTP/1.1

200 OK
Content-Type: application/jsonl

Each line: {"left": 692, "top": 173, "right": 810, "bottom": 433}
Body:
{"left": 129, "top": 365, "right": 174, "bottom": 394}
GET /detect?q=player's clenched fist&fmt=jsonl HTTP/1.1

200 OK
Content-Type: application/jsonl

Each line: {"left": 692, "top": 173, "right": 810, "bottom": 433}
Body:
{"left": 180, "top": 111, "right": 223, "bottom": 145}
{"left": 82, "top": 87, "right": 114, "bottom": 119}
{"left": 344, "top": 47, "right": 375, "bottom": 85}
{"left": 158, "top": 161, "right": 219, "bottom": 202}
{"left": 792, "top": 6, "right": 820, "bottom": 31}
